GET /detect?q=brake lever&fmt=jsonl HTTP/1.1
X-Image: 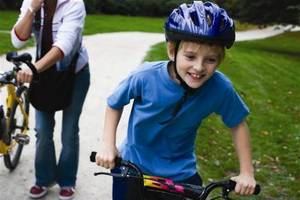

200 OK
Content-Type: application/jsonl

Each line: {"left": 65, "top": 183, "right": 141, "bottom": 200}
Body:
{"left": 94, "top": 172, "right": 126, "bottom": 177}
{"left": 222, "top": 185, "right": 231, "bottom": 199}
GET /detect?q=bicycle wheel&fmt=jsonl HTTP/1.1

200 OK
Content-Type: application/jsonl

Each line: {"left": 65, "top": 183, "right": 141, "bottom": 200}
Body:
{"left": 4, "top": 86, "right": 29, "bottom": 170}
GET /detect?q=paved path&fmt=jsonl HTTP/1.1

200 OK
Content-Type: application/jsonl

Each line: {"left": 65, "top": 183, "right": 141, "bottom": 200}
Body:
{"left": 0, "top": 26, "right": 299, "bottom": 200}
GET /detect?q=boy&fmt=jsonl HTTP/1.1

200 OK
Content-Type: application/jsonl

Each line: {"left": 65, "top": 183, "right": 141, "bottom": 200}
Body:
{"left": 96, "top": 1, "right": 256, "bottom": 199}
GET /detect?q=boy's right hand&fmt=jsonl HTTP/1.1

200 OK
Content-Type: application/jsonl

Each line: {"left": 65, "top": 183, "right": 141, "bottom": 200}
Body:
{"left": 95, "top": 143, "right": 119, "bottom": 169}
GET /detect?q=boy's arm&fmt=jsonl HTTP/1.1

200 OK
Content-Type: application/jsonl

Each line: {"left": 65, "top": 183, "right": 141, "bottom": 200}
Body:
{"left": 96, "top": 106, "right": 123, "bottom": 169}
{"left": 230, "top": 121, "right": 256, "bottom": 195}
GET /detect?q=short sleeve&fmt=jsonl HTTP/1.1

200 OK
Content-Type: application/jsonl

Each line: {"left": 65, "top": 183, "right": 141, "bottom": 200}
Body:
{"left": 107, "top": 73, "right": 141, "bottom": 110}
{"left": 215, "top": 85, "right": 250, "bottom": 128}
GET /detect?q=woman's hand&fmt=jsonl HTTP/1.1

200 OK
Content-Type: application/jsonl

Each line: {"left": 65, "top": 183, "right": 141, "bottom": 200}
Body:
{"left": 30, "top": 0, "right": 44, "bottom": 13}
{"left": 231, "top": 174, "right": 256, "bottom": 195}
{"left": 17, "top": 66, "right": 33, "bottom": 83}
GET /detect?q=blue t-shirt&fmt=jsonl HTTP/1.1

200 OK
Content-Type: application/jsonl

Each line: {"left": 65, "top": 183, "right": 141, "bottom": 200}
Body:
{"left": 108, "top": 61, "right": 249, "bottom": 181}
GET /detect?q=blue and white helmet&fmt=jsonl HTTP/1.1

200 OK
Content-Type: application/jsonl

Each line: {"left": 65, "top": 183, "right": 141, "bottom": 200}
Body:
{"left": 165, "top": 1, "right": 235, "bottom": 48}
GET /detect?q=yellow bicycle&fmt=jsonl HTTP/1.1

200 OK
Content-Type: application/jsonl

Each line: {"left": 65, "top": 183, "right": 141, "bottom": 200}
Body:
{"left": 0, "top": 52, "right": 37, "bottom": 170}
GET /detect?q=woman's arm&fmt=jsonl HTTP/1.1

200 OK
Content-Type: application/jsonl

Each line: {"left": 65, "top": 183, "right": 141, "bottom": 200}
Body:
{"left": 13, "top": 0, "right": 44, "bottom": 43}
{"left": 230, "top": 121, "right": 256, "bottom": 195}
{"left": 16, "top": 46, "right": 64, "bottom": 83}
{"left": 96, "top": 106, "right": 123, "bottom": 169}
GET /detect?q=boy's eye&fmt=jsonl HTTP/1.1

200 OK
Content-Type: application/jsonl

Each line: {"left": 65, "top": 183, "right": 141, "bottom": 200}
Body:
{"left": 206, "top": 58, "right": 217, "bottom": 63}
{"left": 185, "top": 55, "right": 195, "bottom": 60}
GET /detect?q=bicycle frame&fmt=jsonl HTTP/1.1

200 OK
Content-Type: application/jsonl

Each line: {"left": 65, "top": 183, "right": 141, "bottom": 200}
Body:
{"left": 0, "top": 71, "right": 29, "bottom": 154}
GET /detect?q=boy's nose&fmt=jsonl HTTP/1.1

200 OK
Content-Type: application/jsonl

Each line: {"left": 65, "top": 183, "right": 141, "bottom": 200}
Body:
{"left": 193, "top": 61, "right": 205, "bottom": 72}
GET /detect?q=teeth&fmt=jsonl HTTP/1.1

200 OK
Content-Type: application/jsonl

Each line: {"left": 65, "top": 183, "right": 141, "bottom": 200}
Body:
{"left": 190, "top": 73, "right": 200, "bottom": 78}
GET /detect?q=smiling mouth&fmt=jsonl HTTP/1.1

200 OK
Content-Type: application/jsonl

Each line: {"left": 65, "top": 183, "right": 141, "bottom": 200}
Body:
{"left": 188, "top": 72, "right": 205, "bottom": 80}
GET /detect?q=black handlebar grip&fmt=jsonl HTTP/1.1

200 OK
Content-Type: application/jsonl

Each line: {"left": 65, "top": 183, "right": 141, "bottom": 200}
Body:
{"left": 115, "top": 157, "right": 122, "bottom": 167}
{"left": 6, "top": 52, "right": 18, "bottom": 62}
{"left": 6, "top": 52, "right": 32, "bottom": 63}
{"left": 229, "top": 180, "right": 261, "bottom": 195}
{"left": 90, "top": 151, "right": 123, "bottom": 167}
{"left": 90, "top": 151, "right": 97, "bottom": 162}
{"left": 254, "top": 184, "right": 261, "bottom": 195}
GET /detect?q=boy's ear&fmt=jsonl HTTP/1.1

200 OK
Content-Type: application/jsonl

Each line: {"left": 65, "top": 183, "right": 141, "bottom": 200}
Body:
{"left": 167, "top": 42, "right": 175, "bottom": 61}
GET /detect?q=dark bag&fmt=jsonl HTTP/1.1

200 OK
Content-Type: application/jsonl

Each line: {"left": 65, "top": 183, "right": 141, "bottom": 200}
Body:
{"left": 29, "top": 54, "right": 78, "bottom": 112}
{"left": 29, "top": 0, "right": 79, "bottom": 112}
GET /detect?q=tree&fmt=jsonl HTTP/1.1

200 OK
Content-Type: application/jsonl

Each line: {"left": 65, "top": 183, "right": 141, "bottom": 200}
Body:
{"left": 237, "top": 0, "right": 299, "bottom": 25}
{"left": 0, "top": 0, "right": 22, "bottom": 10}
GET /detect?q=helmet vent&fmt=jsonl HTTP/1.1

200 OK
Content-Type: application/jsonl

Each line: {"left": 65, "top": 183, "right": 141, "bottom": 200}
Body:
{"left": 205, "top": 13, "right": 212, "bottom": 27}
{"left": 190, "top": 11, "right": 200, "bottom": 26}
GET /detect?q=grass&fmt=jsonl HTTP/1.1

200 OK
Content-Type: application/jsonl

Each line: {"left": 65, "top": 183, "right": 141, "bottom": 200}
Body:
{"left": 144, "top": 31, "right": 300, "bottom": 199}
{"left": 84, "top": 14, "right": 165, "bottom": 35}
{"left": 0, "top": 11, "right": 17, "bottom": 30}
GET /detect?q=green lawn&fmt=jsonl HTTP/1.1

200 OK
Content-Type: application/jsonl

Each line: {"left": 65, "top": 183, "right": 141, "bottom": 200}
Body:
{"left": 144, "top": 31, "right": 300, "bottom": 199}
{"left": 84, "top": 14, "right": 165, "bottom": 34}
{"left": 0, "top": 11, "right": 17, "bottom": 30}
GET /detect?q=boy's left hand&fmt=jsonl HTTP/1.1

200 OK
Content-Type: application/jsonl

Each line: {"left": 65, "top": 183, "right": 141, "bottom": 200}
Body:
{"left": 231, "top": 174, "right": 256, "bottom": 195}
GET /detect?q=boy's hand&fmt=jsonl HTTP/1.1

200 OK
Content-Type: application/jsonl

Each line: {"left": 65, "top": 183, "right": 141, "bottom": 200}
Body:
{"left": 95, "top": 142, "right": 119, "bottom": 169}
{"left": 231, "top": 174, "right": 256, "bottom": 195}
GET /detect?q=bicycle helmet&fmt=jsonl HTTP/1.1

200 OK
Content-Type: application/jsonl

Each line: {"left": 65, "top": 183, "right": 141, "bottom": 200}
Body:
{"left": 165, "top": 1, "right": 235, "bottom": 48}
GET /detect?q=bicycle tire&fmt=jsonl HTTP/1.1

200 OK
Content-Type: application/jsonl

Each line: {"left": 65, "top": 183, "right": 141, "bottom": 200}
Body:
{"left": 3, "top": 86, "right": 29, "bottom": 170}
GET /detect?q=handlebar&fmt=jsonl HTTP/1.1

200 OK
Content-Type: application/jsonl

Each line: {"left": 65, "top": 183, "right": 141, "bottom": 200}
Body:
{"left": 4, "top": 52, "right": 39, "bottom": 82}
{"left": 90, "top": 151, "right": 260, "bottom": 200}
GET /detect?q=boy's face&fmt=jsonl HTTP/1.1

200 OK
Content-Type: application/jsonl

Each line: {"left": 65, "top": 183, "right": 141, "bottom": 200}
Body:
{"left": 168, "top": 41, "right": 224, "bottom": 89}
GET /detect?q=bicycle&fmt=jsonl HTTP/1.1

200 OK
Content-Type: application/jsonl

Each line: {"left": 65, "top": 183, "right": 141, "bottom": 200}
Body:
{"left": 90, "top": 151, "right": 260, "bottom": 200}
{"left": 0, "top": 52, "right": 37, "bottom": 170}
